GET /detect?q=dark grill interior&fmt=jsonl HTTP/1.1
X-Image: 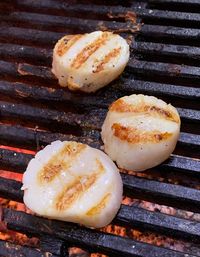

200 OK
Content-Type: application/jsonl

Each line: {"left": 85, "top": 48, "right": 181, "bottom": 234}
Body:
{"left": 0, "top": 0, "right": 200, "bottom": 256}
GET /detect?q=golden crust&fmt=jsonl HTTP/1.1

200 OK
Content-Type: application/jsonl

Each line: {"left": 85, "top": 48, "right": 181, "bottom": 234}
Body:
{"left": 38, "top": 142, "right": 86, "bottom": 184}
{"left": 55, "top": 158, "right": 105, "bottom": 211}
{"left": 86, "top": 193, "right": 111, "bottom": 216}
{"left": 56, "top": 34, "right": 83, "bottom": 57}
{"left": 112, "top": 123, "right": 172, "bottom": 144}
{"left": 93, "top": 47, "right": 121, "bottom": 73}
{"left": 110, "top": 99, "right": 180, "bottom": 123}
{"left": 71, "top": 32, "right": 112, "bottom": 69}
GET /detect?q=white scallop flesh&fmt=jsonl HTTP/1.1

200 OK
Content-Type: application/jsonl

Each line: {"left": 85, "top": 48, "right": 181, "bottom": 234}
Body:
{"left": 52, "top": 31, "right": 130, "bottom": 92}
{"left": 22, "top": 141, "right": 123, "bottom": 228}
{"left": 101, "top": 94, "right": 181, "bottom": 171}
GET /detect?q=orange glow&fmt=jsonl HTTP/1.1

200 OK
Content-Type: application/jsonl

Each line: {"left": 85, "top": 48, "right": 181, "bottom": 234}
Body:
{"left": 0, "top": 145, "right": 36, "bottom": 155}
{"left": 0, "top": 170, "right": 22, "bottom": 181}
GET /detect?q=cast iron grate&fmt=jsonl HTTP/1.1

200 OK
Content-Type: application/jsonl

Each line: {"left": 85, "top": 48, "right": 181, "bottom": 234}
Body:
{"left": 0, "top": 0, "right": 200, "bottom": 256}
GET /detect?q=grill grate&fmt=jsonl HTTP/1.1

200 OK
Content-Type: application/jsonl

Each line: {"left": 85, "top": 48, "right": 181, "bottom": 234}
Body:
{"left": 0, "top": 0, "right": 200, "bottom": 256}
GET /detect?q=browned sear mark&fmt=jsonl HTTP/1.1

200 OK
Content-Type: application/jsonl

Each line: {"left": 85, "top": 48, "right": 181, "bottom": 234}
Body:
{"left": 108, "top": 11, "right": 137, "bottom": 24}
{"left": 110, "top": 99, "right": 179, "bottom": 123}
{"left": 93, "top": 47, "right": 121, "bottom": 73}
{"left": 38, "top": 142, "right": 86, "bottom": 184}
{"left": 147, "top": 106, "right": 176, "bottom": 121}
{"left": 17, "top": 63, "right": 32, "bottom": 76}
{"left": 95, "top": 158, "right": 105, "bottom": 174}
{"left": 67, "top": 78, "right": 80, "bottom": 90}
{"left": 107, "top": 11, "right": 142, "bottom": 34}
{"left": 56, "top": 35, "right": 82, "bottom": 57}
{"left": 55, "top": 159, "right": 105, "bottom": 211}
{"left": 56, "top": 174, "right": 97, "bottom": 211}
{"left": 71, "top": 32, "right": 111, "bottom": 69}
{"left": 112, "top": 123, "right": 172, "bottom": 144}
{"left": 86, "top": 193, "right": 111, "bottom": 216}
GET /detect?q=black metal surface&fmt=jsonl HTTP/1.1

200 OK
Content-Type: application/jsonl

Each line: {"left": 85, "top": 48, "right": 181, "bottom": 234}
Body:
{"left": 0, "top": 0, "right": 200, "bottom": 256}
{"left": 1, "top": 100, "right": 200, "bottom": 136}
{"left": 1, "top": 176, "right": 200, "bottom": 244}
{"left": 0, "top": 239, "right": 58, "bottom": 257}
{"left": 148, "top": 0, "right": 200, "bottom": 11}
{"left": 0, "top": 126, "right": 199, "bottom": 174}
{"left": 2, "top": 208, "right": 198, "bottom": 257}
{"left": 40, "top": 236, "right": 69, "bottom": 257}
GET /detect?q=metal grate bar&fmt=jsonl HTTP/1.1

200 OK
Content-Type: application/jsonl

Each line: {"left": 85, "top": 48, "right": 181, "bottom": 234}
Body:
{"left": 135, "top": 9, "right": 200, "bottom": 28}
{"left": 1, "top": 100, "right": 200, "bottom": 158}
{"left": 0, "top": 80, "right": 199, "bottom": 109}
{"left": 179, "top": 132, "right": 200, "bottom": 148}
{"left": 176, "top": 108, "right": 200, "bottom": 123}
{"left": 0, "top": 43, "right": 52, "bottom": 66}
{"left": 1, "top": 12, "right": 199, "bottom": 46}
{"left": 1, "top": 41, "right": 200, "bottom": 72}
{"left": 1, "top": 100, "right": 199, "bottom": 134}
{"left": 149, "top": 0, "right": 200, "bottom": 3}
{"left": 128, "top": 59, "right": 200, "bottom": 86}
{"left": 2, "top": 55, "right": 200, "bottom": 93}
{"left": 0, "top": 239, "right": 58, "bottom": 257}
{"left": 1, "top": 4, "right": 199, "bottom": 46}
{"left": 40, "top": 236, "right": 69, "bottom": 257}
{"left": 0, "top": 26, "right": 64, "bottom": 48}
{"left": 148, "top": 0, "right": 200, "bottom": 6}
{"left": 122, "top": 80, "right": 200, "bottom": 100}
{"left": 134, "top": 41, "right": 200, "bottom": 66}
{"left": 0, "top": 60, "right": 54, "bottom": 85}
{"left": 147, "top": 1, "right": 200, "bottom": 15}
{"left": 140, "top": 25, "right": 200, "bottom": 46}
{"left": 5, "top": 0, "right": 200, "bottom": 28}
{"left": 122, "top": 173, "right": 200, "bottom": 212}
{"left": 0, "top": 124, "right": 101, "bottom": 150}
{"left": 2, "top": 208, "right": 197, "bottom": 257}
{"left": 0, "top": 149, "right": 31, "bottom": 172}
{"left": 0, "top": 177, "right": 23, "bottom": 202}
{"left": 0, "top": 42, "right": 199, "bottom": 103}
{"left": 0, "top": 100, "right": 104, "bottom": 130}
{"left": 1, "top": 25, "right": 199, "bottom": 60}
{"left": 0, "top": 12, "right": 130, "bottom": 33}
{"left": 0, "top": 123, "right": 199, "bottom": 172}
{"left": 1, "top": 177, "right": 200, "bottom": 243}
{"left": 7, "top": 0, "right": 130, "bottom": 20}
{"left": 1, "top": 59, "right": 200, "bottom": 107}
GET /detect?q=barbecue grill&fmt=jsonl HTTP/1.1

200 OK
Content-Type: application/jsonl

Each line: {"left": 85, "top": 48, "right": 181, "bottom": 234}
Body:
{"left": 0, "top": 0, "right": 200, "bottom": 256}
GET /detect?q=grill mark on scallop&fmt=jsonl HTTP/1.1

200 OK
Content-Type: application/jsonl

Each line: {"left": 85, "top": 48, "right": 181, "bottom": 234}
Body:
{"left": 71, "top": 32, "right": 111, "bottom": 69}
{"left": 55, "top": 159, "right": 105, "bottom": 211}
{"left": 110, "top": 99, "right": 179, "bottom": 123}
{"left": 93, "top": 47, "right": 121, "bottom": 73}
{"left": 112, "top": 123, "right": 172, "bottom": 144}
{"left": 55, "top": 174, "right": 97, "bottom": 211}
{"left": 67, "top": 78, "right": 80, "bottom": 90}
{"left": 56, "top": 34, "right": 83, "bottom": 57}
{"left": 86, "top": 193, "right": 111, "bottom": 216}
{"left": 38, "top": 142, "right": 86, "bottom": 184}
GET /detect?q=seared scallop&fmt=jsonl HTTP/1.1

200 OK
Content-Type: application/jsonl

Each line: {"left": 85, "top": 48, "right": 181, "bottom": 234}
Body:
{"left": 101, "top": 94, "right": 181, "bottom": 171}
{"left": 22, "top": 141, "right": 123, "bottom": 228}
{"left": 52, "top": 31, "right": 130, "bottom": 92}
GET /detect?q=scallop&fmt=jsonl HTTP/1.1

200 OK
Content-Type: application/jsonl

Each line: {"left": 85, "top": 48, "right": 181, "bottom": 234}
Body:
{"left": 52, "top": 31, "right": 130, "bottom": 92}
{"left": 101, "top": 94, "right": 181, "bottom": 171}
{"left": 22, "top": 141, "right": 123, "bottom": 228}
